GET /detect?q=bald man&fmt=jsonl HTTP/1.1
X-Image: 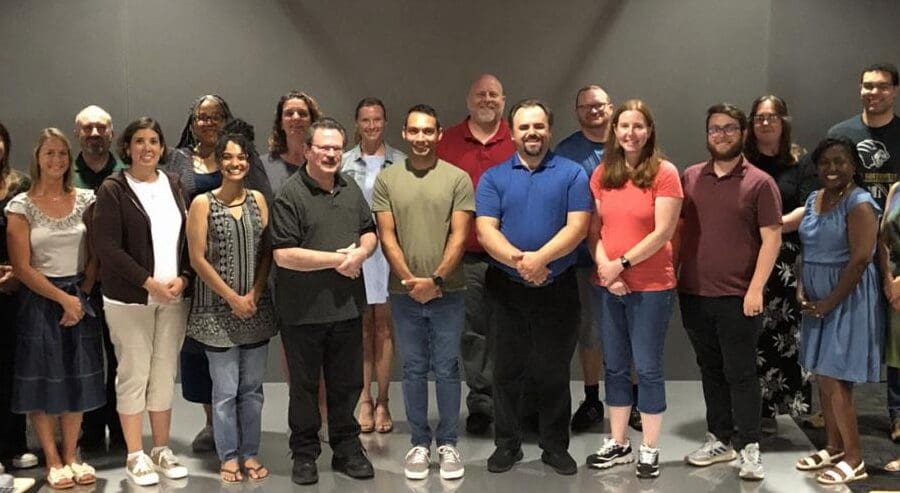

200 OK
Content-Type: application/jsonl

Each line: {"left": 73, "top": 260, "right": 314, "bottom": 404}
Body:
{"left": 437, "top": 74, "right": 515, "bottom": 435}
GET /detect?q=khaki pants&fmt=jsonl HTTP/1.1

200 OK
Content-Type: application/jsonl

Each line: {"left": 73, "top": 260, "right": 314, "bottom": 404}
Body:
{"left": 105, "top": 300, "right": 188, "bottom": 414}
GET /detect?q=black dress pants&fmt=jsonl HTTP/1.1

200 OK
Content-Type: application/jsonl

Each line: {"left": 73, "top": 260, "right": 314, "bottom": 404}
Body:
{"left": 281, "top": 317, "right": 363, "bottom": 461}
{"left": 488, "top": 267, "right": 579, "bottom": 453}
{"left": 0, "top": 292, "right": 26, "bottom": 462}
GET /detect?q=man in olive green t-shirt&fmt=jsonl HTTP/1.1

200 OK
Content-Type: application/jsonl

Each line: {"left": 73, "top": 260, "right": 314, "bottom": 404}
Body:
{"left": 371, "top": 104, "right": 474, "bottom": 481}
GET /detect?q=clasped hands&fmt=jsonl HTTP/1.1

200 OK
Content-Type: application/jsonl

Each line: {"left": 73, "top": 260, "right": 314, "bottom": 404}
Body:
{"left": 335, "top": 242, "right": 367, "bottom": 279}
{"left": 511, "top": 250, "right": 550, "bottom": 286}
{"left": 401, "top": 277, "right": 442, "bottom": 304}
{"left": 596, "top": 258, "right": 630, "bottom": 296}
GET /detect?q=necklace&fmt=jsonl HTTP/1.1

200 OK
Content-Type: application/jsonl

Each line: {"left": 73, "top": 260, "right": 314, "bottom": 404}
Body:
{"left": 821, "top": 182, "right": 853, "bottom": 209}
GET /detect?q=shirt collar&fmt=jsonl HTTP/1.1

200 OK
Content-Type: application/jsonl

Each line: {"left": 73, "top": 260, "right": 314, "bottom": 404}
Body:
{"left": 350, "top": 142, "right": 402, "bottom": 166}
{"left": 299, "top": 164, "right": 347, "bottom": 193}
{"left": 75, "top": 151, "right": 118, "bottom": 174}
{"left": 462, "top": 117, "right": 512, "bottom": 145}
{"left": 700, "top": 155, "right": 748, "bottom": 178}
{"left": 511, "top": 150, "right": 557, "bottom": 171}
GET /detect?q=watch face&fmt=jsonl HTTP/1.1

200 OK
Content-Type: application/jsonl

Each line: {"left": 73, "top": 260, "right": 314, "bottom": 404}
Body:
{"left": 432, "top": 275, "right": 444, "bottom": 287}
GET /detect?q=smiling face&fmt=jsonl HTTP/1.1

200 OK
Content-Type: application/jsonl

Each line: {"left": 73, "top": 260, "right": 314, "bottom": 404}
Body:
{"left": 402, "top": 111, "right": 442, "bottom": 160}
{"left": 614, "top": 110, "right": 651, "bottom": 161}
{"left": 127, "top": 128, "right": 162, "bottom": 171}
{"left": 219, "top": 140, "right": 249, "bottom": 183}
{"left": 192, "top": 97, "right": 226, "bottom": 147}
{"left": 576, "top": 87, "right": 612, "bottom": 131}
{"left": 511, "top": 105, "right": 551, "bottom": 159}
{"left": 37, "top": 137, "right": 71, "bottom": 181}
{"left": 305, "top": 127, "right": 344, "bottom": 179}
{"left": 706, "top": 113, "right": 744, "bottom": 161}
{"left": 281, "top": 98, "right": 313, "bottom": 138}
{"left": 357, "top": 104, "right": 385, "bottom": 148}
{"left": 466, "top": 75, "right": 505, "bottom": 126}
{"left": 860, "top": 70, "right": 897, "bottom": 117}
{"left": 816, "top": 144, "right": 856, "bottom": 192}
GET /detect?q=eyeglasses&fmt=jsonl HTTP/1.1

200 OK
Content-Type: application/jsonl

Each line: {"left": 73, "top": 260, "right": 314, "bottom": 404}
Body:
{"left": 707, "top": 124, "right": 741, "bottom": 136}
{"left": 751, "top": 114, "right": 791, "bottom": 125}
{"left": 577, "top": 102, "right": 611, "bottom": 112}
{"left": 311, "top": 144, "right": 343, "bottom": 154}
{"left": 195, "top": 113, "right": 225, "bottom": 123}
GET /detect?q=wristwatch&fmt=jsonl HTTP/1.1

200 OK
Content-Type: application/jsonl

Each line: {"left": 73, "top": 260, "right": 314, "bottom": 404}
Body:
{"left": 620, "top": 256, "right": 632, "bottom": 269}
{"left": 431, "top": 274, "right": 444, "bottom": 287}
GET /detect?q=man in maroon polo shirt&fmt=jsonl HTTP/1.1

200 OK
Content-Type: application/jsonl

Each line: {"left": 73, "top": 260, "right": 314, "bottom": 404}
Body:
{"left": 436, "top": 74, "right": 515, "bottom": 435}
{"left": 678, "top": 103, "right": 782, "bottom": 482}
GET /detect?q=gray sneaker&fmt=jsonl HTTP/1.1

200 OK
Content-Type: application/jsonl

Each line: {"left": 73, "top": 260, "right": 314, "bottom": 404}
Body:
{"left": 404, "top": 446, "right": 431, "bottom": 480}
{"left": 738, "top": 443, "right": 764, "bottom": 481}
{"left": 436, "top": 445, "right": 464, "bottom": 480}
{"left": 685, "top": 432, "right": 737, "bottom": 466}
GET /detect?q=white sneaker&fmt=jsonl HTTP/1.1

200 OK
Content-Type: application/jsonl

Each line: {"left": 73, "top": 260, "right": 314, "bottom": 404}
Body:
{"left": 436, "top": 444, "right": 464, "bottom": 480}
{"left": 126, "top": 452, "right": 160, "bottom": 486}
{"left": 10, "top": 453, "right": 37, "bottom": 470}
{"left": 150, "top": 447, "right": 188, "bottom": 479}
{"left": 685, "top": 432, "right": 737, "bottom": 466}
{"left": 404, "top": 446, "right": 431, "bottom": 480}
{"left": 738, "top": 443, "right": 765, "bottom": 481}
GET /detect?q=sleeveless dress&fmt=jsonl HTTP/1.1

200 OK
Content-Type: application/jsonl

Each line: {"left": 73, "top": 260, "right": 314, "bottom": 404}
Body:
{"left": 186, "top": 192, "right": 277, "bottom": 348}
{"left": 5, "top": 189, "right": 105, "bottom": 413}
{"left": 798, "top": 187, "right": 884, "bottom": 382}
{"left": 882, "top": 189, "right": 900, "bottom": 368}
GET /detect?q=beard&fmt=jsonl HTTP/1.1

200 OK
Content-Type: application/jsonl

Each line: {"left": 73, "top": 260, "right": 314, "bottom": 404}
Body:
{"left": 707, "top": 138, "right": 743, "bottom": 161}
{"left": 471, "top": 108, "right": 499, "bottom": 125}
{"left": 521, "top": 138, "right": 546, "bottom": 157}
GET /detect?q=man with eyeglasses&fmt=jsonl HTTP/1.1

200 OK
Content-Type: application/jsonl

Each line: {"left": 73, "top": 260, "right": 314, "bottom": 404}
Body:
{"left": 436, "top": 74, "right": 516, "bottom": 436}
{"left": 73, "top": 105, "right": 128, "bottom": 454}
{"left": 270, "top": 118, "right": 377, "bottom": 485}
{"left": 554, "top": 85, "right": 611, "bottom": 434}
{"left": 678, "top": 103, "right": 782, "bottom": 482}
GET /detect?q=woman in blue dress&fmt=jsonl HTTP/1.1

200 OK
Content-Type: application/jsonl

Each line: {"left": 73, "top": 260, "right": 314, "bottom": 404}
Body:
{"left": 791, "top": 137, "right": 884, "bottom": 485}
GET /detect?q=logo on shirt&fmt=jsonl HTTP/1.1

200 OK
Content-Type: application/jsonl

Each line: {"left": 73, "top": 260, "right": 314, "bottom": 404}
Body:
{"left": 857, "top": 139, "right": 890, "bottom": 170}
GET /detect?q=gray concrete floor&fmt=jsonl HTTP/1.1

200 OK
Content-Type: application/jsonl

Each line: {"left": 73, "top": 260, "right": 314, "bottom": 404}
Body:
{"left": 13, "top": 382, "right": 846, "bottom": 493}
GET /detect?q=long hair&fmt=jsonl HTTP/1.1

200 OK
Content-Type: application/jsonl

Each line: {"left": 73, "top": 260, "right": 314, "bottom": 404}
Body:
{"left": 0, "top": 121, "right": 10, "bottom": 179}
{"left": 268, "top": 91, "right": 322, "bottom": 157}
{"left": 175, "top": 94, "right": 234, "bottom": 150}
{"left": 29, "top": 128, "right": 74, "bottom": 192}
{"left": 745, "top": 95, "right": 798, "bottom": 168}
{"left": 600, "top": 99, "right": 662, "bottom": 190}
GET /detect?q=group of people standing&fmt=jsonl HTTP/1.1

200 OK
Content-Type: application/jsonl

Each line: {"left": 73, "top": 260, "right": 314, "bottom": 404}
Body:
{"left": 0, "top": 61, "right": 897, "bottom": 490}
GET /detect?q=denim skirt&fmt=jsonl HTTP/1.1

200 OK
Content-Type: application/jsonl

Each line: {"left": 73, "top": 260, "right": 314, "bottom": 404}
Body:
{"left": 11, "top": 276, "right": 105, "bottom": 414}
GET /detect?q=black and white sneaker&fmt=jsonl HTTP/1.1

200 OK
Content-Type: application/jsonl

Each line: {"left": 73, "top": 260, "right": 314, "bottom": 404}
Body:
{"left": 586, "top": 437, "right": 633, "bottom": 469}
{"left": 636, "top": 444, "right": 660, "bottom": 478}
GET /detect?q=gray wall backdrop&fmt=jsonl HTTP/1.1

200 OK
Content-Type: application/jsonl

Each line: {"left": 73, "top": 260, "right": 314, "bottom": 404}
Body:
{"left": 2, "top": 0, "right": 899, "bottom": 381}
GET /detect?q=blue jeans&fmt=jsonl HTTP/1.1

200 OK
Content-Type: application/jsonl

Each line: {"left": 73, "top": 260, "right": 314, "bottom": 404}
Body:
{"left": 391, "top": 292, "right": 464, "bottom": 447}
{"left": 593, "top": 287, "right": 674, "bottom": 414}
{"left": 206, "top": 344, "right": 269, "bottom": 462}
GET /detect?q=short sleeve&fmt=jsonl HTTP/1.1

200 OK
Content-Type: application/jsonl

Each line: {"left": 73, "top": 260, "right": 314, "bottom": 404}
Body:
{"left": 475, "top": 168, "right": 501, "bottom": 218}
{"left": 452, "top": 172, "right": 475, "bottom": 212}
{"left": 566, "top": 167, "right": 593, "bottom": 212}
{"left": 846, "top": 187, "right": 883, "bottom": 217}
{"left": 371, "top": 173, "right": 390, "bottom": 213}
{"left": 653, "top": 161, "right": 684, "bottom": 199}
{"left": 269, "top": 185, "right": 304, "bottom": 250}
{"left": 4, "top": 192, "right": 29, "bottom": 218}
{"left": 755, "top": 175, "right": 783, "bottom": 227}
{"left": 589, "top": 165, "right": 604, "bottom": 201}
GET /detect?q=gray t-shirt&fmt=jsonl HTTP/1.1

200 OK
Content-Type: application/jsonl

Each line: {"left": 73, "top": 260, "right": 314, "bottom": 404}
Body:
{"left": 270, "top": 165, "right": 375, "bottom": 325}
{"left": 371, "top": 158, "right": 475, "bottom": 293}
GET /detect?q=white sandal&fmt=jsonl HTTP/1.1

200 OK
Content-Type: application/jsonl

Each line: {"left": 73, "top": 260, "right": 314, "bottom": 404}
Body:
{"left": 68, "top": 462, "right": 96, "bottom": 485}
{"left": 816, "top": 460, "right": 868, "bottom": 485}
{"left": 46, "top": 465, "right": 75, "bottom": 490}
{"left": 795, "top": 448, "right": 844, "bottom": 471}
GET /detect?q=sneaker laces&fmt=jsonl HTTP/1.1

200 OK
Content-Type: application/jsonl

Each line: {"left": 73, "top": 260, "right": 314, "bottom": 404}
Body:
{"left": 437, "top": 445, "right": 461, "bottom": 463}
{"left": 405, "top": 446, "right": 430, "bottom": 463}
{"left": 595, "top": 436, "right": 623, "bottom": 455}
{"left": 156, "top": 447, "right": 180, "bottom": 468}
{"left": 639, "top": 444, "right": 658, "bottom": 463}
{"left": 742, "top": 444, "right": 761, "bottom": 464}
{"left": 131, "top": 454, "right": 154, "bottom": 475}
{"left": 699, "top": 432, "right": 720, "bottom": 454}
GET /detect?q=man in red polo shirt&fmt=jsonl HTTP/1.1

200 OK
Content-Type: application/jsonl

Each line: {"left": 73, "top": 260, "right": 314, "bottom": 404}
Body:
{"left": 436, "top": 74, "right": 515, "bottom": 435}
{"left": 678, "top": 103, "right": 782, "bottom": 482}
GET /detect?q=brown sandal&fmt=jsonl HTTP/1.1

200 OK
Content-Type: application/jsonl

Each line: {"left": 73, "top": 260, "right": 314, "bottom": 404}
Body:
{"left": 375, "top": 398, "right": 393, "bottom": 433}
{"left": 243, "top": 458, "right": 269, "bottom": 481}
{"left": 358, "top": 399, "right": 375, "bottom": 433}
{"left": 220, "top": 461, "right": 243, "bottom": 484}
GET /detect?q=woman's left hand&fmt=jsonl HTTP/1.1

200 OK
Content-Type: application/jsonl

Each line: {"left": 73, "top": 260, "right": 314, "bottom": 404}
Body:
{"left": 166, "top": 276, "right": 187, "bottom": 298}
{"left": 800, "top": 299, "right": 831, "bottom": 319}
{"left": 598, "top": 259, "right": 624, "bottom": 286}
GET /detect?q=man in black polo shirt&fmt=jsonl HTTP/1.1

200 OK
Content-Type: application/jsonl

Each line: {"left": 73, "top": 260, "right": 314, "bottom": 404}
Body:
{"left": 271, "top": 118, "right": 377, "bottom": 485}
{"left": 74, "top": 105, "right": 127, "bottom": 453}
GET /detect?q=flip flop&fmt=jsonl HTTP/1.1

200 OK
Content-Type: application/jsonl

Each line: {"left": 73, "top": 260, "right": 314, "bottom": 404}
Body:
{"left": 243, "top": 459, "right": 269, "bottom": 481}
{"left": 220, "top": 464, "right": 243, "bottom": 484}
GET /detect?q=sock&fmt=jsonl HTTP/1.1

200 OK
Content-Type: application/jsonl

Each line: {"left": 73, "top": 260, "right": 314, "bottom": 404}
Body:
{"left": 150, "top": 446, "right": 167, "bottom": 456}
{"left": 584, "top": 384, "right": 600, "bottom": 403}
{"left": 127, "top": 450, "right": 144, "bottom": 461}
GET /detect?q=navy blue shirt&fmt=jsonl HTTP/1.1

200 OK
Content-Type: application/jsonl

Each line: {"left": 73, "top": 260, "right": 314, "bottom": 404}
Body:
{"left": 476, "top": 151, "right": 592, "bottom": 281}
{"left": 555, "top": 131, "right": 606, "bottom": 267}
